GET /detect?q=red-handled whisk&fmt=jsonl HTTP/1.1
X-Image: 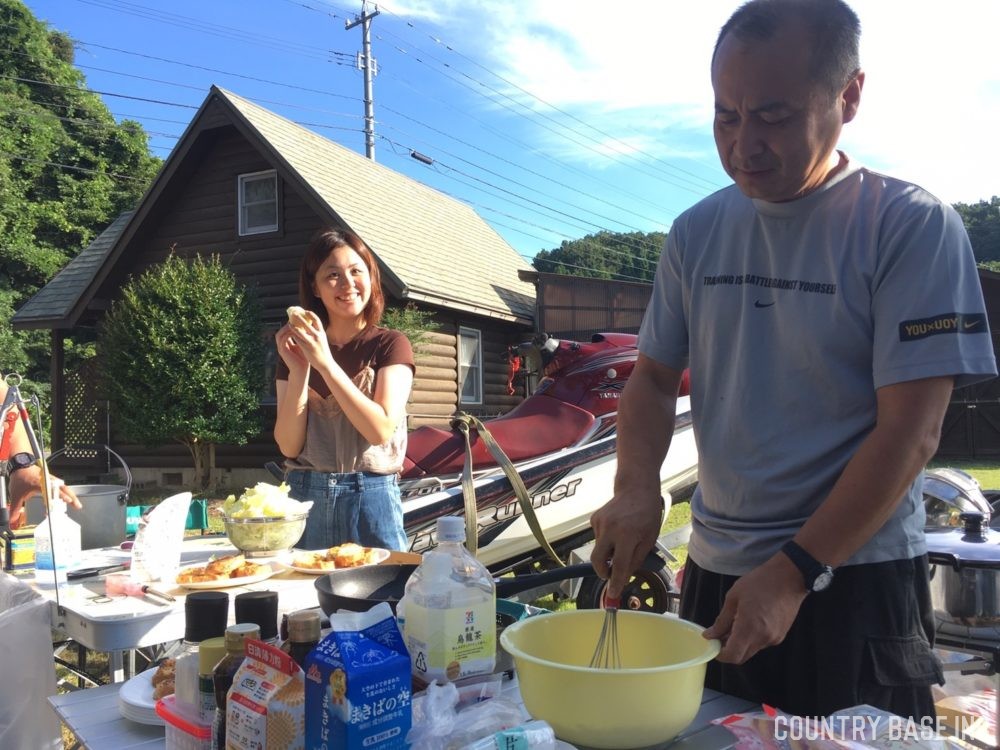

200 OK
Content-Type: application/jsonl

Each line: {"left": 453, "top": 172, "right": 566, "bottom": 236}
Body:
{"left": 588, "top": 592, "right": 621, "bottom": 669}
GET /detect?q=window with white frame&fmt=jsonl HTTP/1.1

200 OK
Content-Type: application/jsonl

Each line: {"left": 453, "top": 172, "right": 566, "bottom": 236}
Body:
{"left": 458, "top": 327, "right": 483, "bottom": 404}
{"left": 238, "top": 170, "right": 278, "bottom": 235}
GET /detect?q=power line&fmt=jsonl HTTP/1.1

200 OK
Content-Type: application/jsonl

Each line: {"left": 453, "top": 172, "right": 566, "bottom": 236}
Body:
{"left": 72, "top": 0, "right": 335, "bottom": 61}
{"left": 381, "top": 36, "right": 715, "bottom": 199}
{"left": 0, "top": 73, "right": 199, "bottom": 109}
{"left": 360, "top": 4, "right": 724, "bottom": 192}
{"left": 56, "top": 36, "right": 680, "bottom": 226}
{"left": 7, "top": 7, "right": 671, "bottom": 277}
{"left": 0, "top": 150, "right": 149, "bottom": 181}
{"left": 74, "top": 41, "right": 357, "bottom": 100}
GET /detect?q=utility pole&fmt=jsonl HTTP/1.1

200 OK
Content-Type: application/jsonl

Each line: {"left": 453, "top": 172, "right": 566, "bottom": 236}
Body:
{"left": 345, "top": 1, "right": 380, "bottom": 160}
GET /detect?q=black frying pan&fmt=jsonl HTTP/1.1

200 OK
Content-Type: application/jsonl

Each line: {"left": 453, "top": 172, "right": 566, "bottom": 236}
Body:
{"left": 313, "top": 554, "right": 666, "bottom": 615}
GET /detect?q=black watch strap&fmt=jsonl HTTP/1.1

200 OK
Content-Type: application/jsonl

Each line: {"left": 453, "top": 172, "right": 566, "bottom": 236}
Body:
{"left": 781, "top": 540, "right": 834, "bottom": 592}
{"left": 7, "top": 452, "right": 36, "bottom": 472}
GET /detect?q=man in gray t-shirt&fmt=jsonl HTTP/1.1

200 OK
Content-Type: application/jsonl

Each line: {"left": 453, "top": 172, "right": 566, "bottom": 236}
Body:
{"left": 590, "top": 0, "right": 996, "bottom": 719}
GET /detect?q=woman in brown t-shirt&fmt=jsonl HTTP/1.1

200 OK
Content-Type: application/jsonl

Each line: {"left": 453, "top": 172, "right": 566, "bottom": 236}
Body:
{"left": 274, "top": 228, "right": 414, "bottom": 551}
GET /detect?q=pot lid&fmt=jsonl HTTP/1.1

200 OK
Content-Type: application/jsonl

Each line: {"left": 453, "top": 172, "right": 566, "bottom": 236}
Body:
{"left": 925, "top": 513, "right": 1000, "bottom": 569}
{"left": 923, "top": 467, "right": 992, "bottom": 527}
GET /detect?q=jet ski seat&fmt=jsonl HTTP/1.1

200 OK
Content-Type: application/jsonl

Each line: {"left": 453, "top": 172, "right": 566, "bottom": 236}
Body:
{"left": 402, "top": 396, "right": 596, "bottom": 478}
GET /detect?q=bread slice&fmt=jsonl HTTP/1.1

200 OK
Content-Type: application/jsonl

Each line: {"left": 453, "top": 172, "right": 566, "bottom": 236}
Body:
{"left": 287, "top": 306, "right": 316, "bottom": 327}
{"left": 205, "top": 553, "right": 246, "bottom": 577}
{"left": 334, "top": 543, "right": 366, "bottom": 568}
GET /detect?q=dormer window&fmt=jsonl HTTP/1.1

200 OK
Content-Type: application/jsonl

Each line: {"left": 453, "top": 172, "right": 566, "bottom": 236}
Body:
{"left": 238, "top": 170, "right": 278, "bottom": 235}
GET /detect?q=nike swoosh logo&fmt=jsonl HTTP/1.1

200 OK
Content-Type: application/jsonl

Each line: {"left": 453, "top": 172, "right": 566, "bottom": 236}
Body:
{"left": 754, "top": 300, "right": 775, "bottom": 308}
{"left": 964, "top": 321, "right": 982, "bottom": 330}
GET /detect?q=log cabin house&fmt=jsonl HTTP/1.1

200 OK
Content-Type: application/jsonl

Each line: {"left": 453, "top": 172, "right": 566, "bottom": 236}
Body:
{"left": 12, "top": 86, "right": 536, "bottom": 489}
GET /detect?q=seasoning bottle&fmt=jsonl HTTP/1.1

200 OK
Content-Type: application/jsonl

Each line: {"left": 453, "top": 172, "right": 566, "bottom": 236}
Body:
{"left": 400, "top": 516, "right": 496, "bottom": 683}
{"left": 196, "top": 636, "right": 226, "bottom": 722}
{"left": 211, "top": 622, "right": 260, "bottom": 750}
{"left": 281, "top": 609, "right": 321, "bottom": 669}
{"left": 235, "top": 590, "right": 279, "bottom": 644}
{"left": 174, "top": 591, "right": 229, "bottom": 716}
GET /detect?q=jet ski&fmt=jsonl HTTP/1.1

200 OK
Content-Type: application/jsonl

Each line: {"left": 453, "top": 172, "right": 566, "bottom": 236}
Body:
{"left": 399, "top": 332, "right": 699, "bottom": 583}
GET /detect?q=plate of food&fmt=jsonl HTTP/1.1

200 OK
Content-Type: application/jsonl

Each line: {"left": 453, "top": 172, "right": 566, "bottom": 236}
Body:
{"left": 286, "top": 543, "right": 390, "bottom": 574}
{"left": 175, "top": 553, "right": 276, "bottom": 589}
{"left": 117, "top": 659, "right": 174, "bottom": 725}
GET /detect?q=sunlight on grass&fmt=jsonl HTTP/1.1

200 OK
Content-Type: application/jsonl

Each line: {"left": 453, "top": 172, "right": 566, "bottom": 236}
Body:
{"left": 928, "top": 460, "right": 1000, "bottom": 491}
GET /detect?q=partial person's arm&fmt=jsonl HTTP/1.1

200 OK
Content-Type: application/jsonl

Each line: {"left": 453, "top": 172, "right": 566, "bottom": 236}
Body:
{"left": 314, "top": 362, "right": 413, "bottom": 446}
{"left": 2, "top": 383, "right": 82, "bottom": 529}
{"left": 590, "top": 353, "right": 683, "bottom": 597}
{"left": 705, "top": 375, "right": 953, "bottom": 664}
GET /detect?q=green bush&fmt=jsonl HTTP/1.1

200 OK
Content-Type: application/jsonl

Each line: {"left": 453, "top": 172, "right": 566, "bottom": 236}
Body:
{"left": 381, "top": 303, "right": 438, "bottom": 354}
{"left": 98, "top": 253, "right": 266, "bottom": 488}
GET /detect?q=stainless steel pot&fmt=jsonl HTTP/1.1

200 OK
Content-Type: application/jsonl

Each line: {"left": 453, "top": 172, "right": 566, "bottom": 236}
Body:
{"left": 926, "top": 512, "right": 1000, "bottom": 626}
{"left": 923, "top": 467, "right": 991, "bottom": 527}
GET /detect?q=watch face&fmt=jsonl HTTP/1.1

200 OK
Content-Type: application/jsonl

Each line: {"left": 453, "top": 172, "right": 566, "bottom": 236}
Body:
{"left": 813, "top": 569, "right": 834, "bottom": 592}
{"left": 10, "top": 453, "right": 34, "bottom": 470}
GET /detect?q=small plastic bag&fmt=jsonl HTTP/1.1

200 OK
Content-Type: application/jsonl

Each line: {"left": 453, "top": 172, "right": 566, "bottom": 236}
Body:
{"left": 129, "top": 491, "right": 192, "bottom": 582}
{"left": 407, "top": 680, "right": 526, "bottom": 750}
{"left": 0, "top": 572, "right": 61, "bottom": 749}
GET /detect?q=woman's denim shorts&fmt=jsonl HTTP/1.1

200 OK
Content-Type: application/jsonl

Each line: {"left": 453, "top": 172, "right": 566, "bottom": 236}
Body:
{"left": 286, "top": 470, "right": 409, "bottom": 552}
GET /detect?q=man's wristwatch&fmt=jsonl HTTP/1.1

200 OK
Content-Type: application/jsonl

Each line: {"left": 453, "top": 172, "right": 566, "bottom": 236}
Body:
{"left": 7, "top": 452, "right": 36, "bottom": 473}
{"left": 781, "top": 540, "right": 834, "bottom": 592}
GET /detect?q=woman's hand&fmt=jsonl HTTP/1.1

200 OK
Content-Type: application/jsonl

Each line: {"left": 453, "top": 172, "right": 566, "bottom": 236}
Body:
{"left": 275, "top": 324, "right": 310, "bottom": 376}
{"left": 284, "top": 310, "right": 335, "bottom": 373}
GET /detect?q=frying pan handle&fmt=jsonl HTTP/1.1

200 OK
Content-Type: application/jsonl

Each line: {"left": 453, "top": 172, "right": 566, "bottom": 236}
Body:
{"left": 493, "top": 551, "right": 668, "bottom": 598}
{"left": 495, "top": 562, "right": 595, "bottom": 597}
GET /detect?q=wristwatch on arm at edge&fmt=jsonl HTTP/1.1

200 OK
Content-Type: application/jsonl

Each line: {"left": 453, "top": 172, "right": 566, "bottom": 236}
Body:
{"left": 7, "top": 452, "right": 35, "bottom": 473}
{"left": 782, "top": 539, "right": 835, "bottom": 593}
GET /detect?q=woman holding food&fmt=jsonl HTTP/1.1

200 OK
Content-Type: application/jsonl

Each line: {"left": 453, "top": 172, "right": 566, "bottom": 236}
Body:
{"left": 274, "top": 228, "right": 414, "bottom": 551}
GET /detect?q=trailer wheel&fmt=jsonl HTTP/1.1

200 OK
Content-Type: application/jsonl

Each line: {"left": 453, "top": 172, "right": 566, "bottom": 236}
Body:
{"left": 576, "top": 567, "right": 679, "bottom": 614}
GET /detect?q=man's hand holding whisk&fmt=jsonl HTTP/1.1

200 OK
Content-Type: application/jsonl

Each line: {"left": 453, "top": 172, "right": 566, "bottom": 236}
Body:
{"left": 589, "top": 489, "right": 664, "bottom": 599}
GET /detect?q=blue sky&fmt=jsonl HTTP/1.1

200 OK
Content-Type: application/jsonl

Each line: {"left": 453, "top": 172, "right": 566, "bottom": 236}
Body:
{"left": 21, "top": 0, "right": 1000, "bottom": 273}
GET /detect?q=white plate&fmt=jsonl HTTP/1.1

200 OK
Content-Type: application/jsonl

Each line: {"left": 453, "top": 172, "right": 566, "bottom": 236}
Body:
{"left": 117, "top": 669, "right": 164, "bottom": 726}
{"left": 175, "top": 562, "right": 276, "bottom": 589}
{"left": 285, "top": 547, "right": 390, "bottom": 574}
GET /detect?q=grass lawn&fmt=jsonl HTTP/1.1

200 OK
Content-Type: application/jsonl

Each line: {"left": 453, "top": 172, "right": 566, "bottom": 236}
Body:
{"left": 928, "top": 459, "right": 1000, "bottom": 491}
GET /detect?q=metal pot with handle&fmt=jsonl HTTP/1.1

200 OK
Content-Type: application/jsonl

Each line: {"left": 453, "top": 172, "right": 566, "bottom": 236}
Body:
{"left": 926, "top": 512, "right": 1000, "bottom": 626}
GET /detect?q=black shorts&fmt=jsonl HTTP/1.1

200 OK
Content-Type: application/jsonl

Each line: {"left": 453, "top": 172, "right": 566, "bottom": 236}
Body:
{"left": 679, "top": 555, "right": 943, "bottom": 719}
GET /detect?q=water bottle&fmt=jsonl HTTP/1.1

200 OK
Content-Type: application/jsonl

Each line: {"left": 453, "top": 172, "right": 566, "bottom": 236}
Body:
{"left": 34, "top": 480, "right": 81, "bottom": 586}
{"left": 400, "top": 516, "right": 496, "bottom": 683}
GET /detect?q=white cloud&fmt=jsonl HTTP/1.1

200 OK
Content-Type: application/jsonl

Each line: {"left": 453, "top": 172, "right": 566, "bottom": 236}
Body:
{"left": 396, "top": 0, "right": 999, "bottom": 204}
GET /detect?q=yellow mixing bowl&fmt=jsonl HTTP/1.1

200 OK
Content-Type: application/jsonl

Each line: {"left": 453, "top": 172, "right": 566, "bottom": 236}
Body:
{"left": 499, "top": 609, "right": 719, "bottom": 749}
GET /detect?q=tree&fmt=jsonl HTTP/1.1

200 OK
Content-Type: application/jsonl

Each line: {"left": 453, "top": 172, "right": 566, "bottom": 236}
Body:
{"left": 954, "top": 197, "right": 1000, "bottom": 263}
{"left": 98, "top": 254, "right": 266, "bottom": 490}
{"left": 381, "top": 303, "right": 439, "bottom": 355}
{"left": 533, "top": 230, "right": 664, "bottom": 283}
{"left": 1, "top": 0, "right": 160, "bottom": 390}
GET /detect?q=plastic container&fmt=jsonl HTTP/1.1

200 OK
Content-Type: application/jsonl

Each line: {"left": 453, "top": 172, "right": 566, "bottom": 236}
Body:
{"left": 500, "top": 610, "right": 719, "bottom": 749}
{"left": 458, "top": 719, "right": 556, "bottom": 749}
{"left": 174, "top": 592, "right": 230, "bottom": 717}
{"left": 33, "top": 480, "right": 81, "bottom": 586}
{"left": 156, "top": 694, "right": 213, "bottom": 750}
{"left": 401, "top": 516, "right": 496, "bottom": 683}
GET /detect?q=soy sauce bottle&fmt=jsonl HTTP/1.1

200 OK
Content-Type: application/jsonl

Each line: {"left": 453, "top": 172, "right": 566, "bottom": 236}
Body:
{"left": 281, "top": 610, "right": 321, "bottom": 669}
{"left": 210, "top": 622, "right": 260, "bottom": 750}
